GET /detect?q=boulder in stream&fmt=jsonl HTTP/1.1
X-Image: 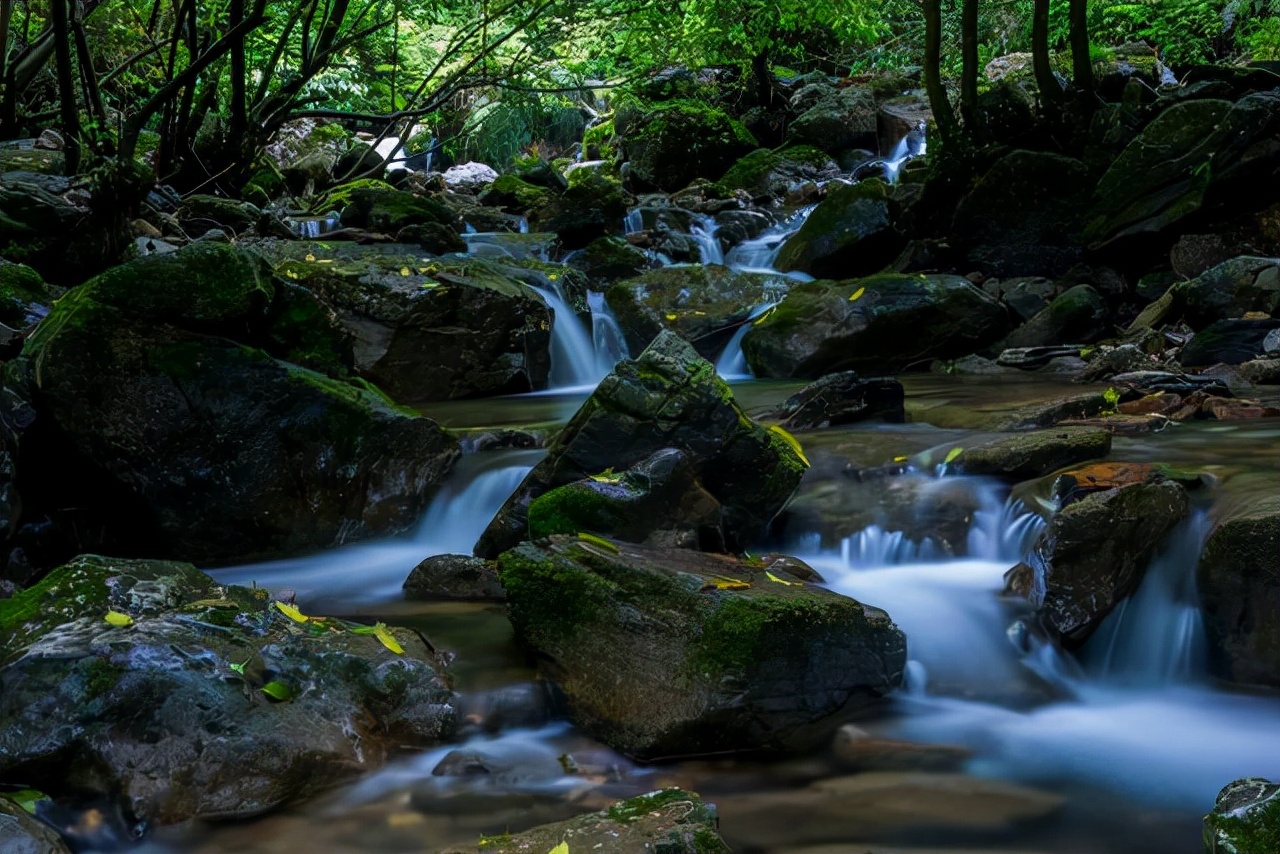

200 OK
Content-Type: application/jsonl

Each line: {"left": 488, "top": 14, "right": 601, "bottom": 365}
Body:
{"left": 404, "top": 554, "right": 506, "bottom": 601}
{"left": 1197, "top": 494, "right": 1280, "bottom": 689}
{"left": 948, "top": 427, "right": 1113, "bottom": 481}
{"left": 773, "top": 180, "right": 905, "bottom": 278}
{"left": 1203, "top": 777, "right": 1280, "bottom": 854}
{"left": 621, "top": 99, "right": 757, "bottom": 192}
{"left": 475, "top": 331, "right": 808, "bottom": 558}
{"left": 1175, "top": 256, "right": 1280, "bottom": 330}
{"left": 1001, "top": 284, "right": 1111, "bottom": 349}
{"left": 6, "top": 242, "right": 460, "bottom": 564}
{"left": 497, "top": 536, "right": 905, "bottom": 759}
{"left": 773, "top": 371, "right": 905, "bottom": 429}
{"left": 741, "top": 274, "right": 1009, "bottom": 378}
{"left": 0, "top": 555, "right": 457, "bottom": 825}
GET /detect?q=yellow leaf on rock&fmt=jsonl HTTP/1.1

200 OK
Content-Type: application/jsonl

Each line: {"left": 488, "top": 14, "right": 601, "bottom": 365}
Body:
{"left": 104, "top": 610, "right": 134, "bottom": 627}
{"left": 704, "top": 575, "right": 751, "bottom": 591}
{"left": 847, "top": 286, "right": 866, "bottom": 302}
{"left": 665, "top": 313, "right": 678, "bottom": 321}
{"left": 893, "top": 455, "right": 909, "bottom": 462}
{"left": 944, "top": 447, "right": 964, "bottom": 464}
{"left": 576, "top": 532, "right": 620, "bottom": 553}
{"left": 274, "top": 601, "right": 309, "bottom": 623}
{"left": 768, "top": 425, "right": 810, "bottom": 468}
{"left": 765, "top": 570, "right": 802, "bottom": 586}
{"left": 547, "top": 843, "right": 569, "bottom": 854}
{"left": 400, "top": 266, "right": 411, "bottom": 276}
{"left": 304, "top": 253, "right": 316, "bottom": 261}
{"left": 374, "top": 622, "right": 404, "bottom": 654}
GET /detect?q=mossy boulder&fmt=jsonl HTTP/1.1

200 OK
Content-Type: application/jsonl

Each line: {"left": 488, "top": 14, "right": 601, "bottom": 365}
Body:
{"left": 1085, "top": 92, "right": 1280, "bottom": 248}
{"left": 0, "top": 259, "right": 56, "bottom": 331}
{"left": 338, "top": 186, "right": 459, "bottom": 233}
{"left": 741, "top": 274, "right": 1009, "bottom": 378}
{"left": 717, "top": 146, "right": 840, "bottom": 199}
{"left": 623, "top": 100, "right": 758, "bottom": 192}
{"left": 0, "top": 555, "right": 456, "bottom": 825}
{"left": 773, "top": 372, "right": 905, "bottom": 429}
{"left": 269, "top": 243, "right": 552, "bottom": 400}
{"left": 1197, "top": 494, "right": 1280, "bottom": 689}
{"left": 951, "top": 150, "right": 1092, "bottom": 278}
{"left": 443, "top": 788, "right": 727, "bottom": 854}
{"left": 532, "top": 171, "right": 628, "bottom": 249}
{"left": 0, "top": 148, "right": 65, "bottom": 175}
{"left": 1175, "top": 256, "right": 1280, "bottom": 330}
{"left": 175, "top": 194, "right": 262, "bottom": 233}
{"left": 1180, "top": 318, "right": 1280, "bottom": 367}
{"left": 1204, "top": 778, "right": 1280, "bottom": 854}
{"left": 497, "top": 537, "right": 905, "bottom": 759}
{"left": 475, "top": 331, "right": 808, "bottom": 558}
{"left": 0, "top": 172, "right": 134, "bottom": 285}
{"left": 403, "top": 554, "right": 505, "bottom": 601}
{"left": 1002, "top": 284, "right": 1110, "bottom": 349}
{"left": 948, "top": 427, "right": 1112, "bottom": 481}
{"left": 8, "top": 242, "right": 459, "bottom": 564}
{"left": 774, "top": 180, "right": 904, "bottom": 277}
{"left": 477, "top": 174, "right": 553, "bottom": 213}
{"left": 604, "top": 264, "right": 790, "bottom": 359}
{"left": 568, "top": 236, "right": 650, "bottom": 283}
{"left": 1020, "top": 466, "right": 1190, "bottom": 645}
{"left": 527, "top": 448, "right": 725, "bottom": 549}
{"left": 787, "top": 87, "right": 878, "bottom": 154}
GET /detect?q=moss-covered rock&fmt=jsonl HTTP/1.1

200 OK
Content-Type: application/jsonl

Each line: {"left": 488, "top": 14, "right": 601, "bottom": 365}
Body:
{"left": 1180, "top": 318, "right": 1280, "bottom": 367}
{"left": 949, "top": 427, "right": 1112, "bottom": 481}
{"left": 0, "top": 555, "right": 455, "bottom": 824}
{"left": 604, "top": 264, "right": 790, "bottom": 359}
{"left": 1204, "top": 778, "right": 1280, "bottom": 854}
{"left": 443, "top": 788, "right": 726, "bottom": 854}
{"left": 266, "top": 243, "right": 552, "bottom": 400}
{"left": 774, "top": 180, "right": 904, "bottom": 277}
{"left": 622, "top": 100, "right": 758, "bottom": 192}
{"left": 476, "top": 331, "right": 807, "bottom": 558}
{"left": 9, "top": 243, "right": 459, "bottom": 564}
{"left": 338, "top": 186, "right": 459, "bottom": 233}
{"left": 1002, "top": 284, "right": 1110, "bottom": 348}
{"left": 497, "top": 537, "right": 904, "bottom": 759}
{"left": 1176, "top": 256, "right": 1280, "bottom": 330}
{"left": 175, "top": 193, "right": 262, "bottom": 233}
{"left": 582, "top": 118, "right": 617, "bottom": 160}
{"left": 0, "top": 148, "right": 65, "bottom": 175}
{"left": 532, "top": 171, "right": 628, "bottom": 249}
{"left": 787, "top": 87, "right": 878, "bottom": 154}
{"left": 741, "top": 274, "right": 1009, "bottom": 378}
{"left": 568, "top": 236, "right": 650, "bottom": 284}
{"left": 0, "top": 259, "right": 56, "bottom": 330}
{"left": 773, "top": 372, "right": 905, "bottom": 429}
{"left": 717, "top": 146, "right": 840, "bottom": 198}
{"left": 951, "top": 150, "right": 1092, "bottom": 278}
{"left": 478, "top": 174, "right": 553, "bottom": 213}
{"left": 1198, "top": 494, "right": 1280, "bottom": 689}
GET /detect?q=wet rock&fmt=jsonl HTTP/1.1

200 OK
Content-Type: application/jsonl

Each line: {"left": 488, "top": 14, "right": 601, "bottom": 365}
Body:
{"left": 788, "top": 87, "right": 878, "bottom": 154}
{"left": 949, "top": 428, "right": 1112, "bottom": 481}
{"left": 0, "top": 798, "right": 71, "bottom": 854}
{"left": 1109, "top": 370, "right": 1231, "bottom": 396}
{"left": 440, "top": 789, "right": 727, "bottom": 854}
{"left": 1022, "top": 465, "right": 1190, "bottom": 644}
{"left": 338, "top": 186, "right": 459, "bottom": 233}
{"left": 742, "top": 274, "right": 1008, "bottom": 378}
{"left": 992, "top": 276, "right": 1057, "bottom": 321}
{"left": 952, "top": 150, "right": 1091, "bottom": 278}
{"left": 774, "top": 372, "right": 905, "bottom": 429}
{"left": 0, "top": 260, "right": 56, "bottom": 337}
{"left": 774, "top": 180, "right": 904, "bottom": 278}
{"left": 1003, "top": 285, "right": 1110, "bottom": 349}
{"left": 1077, "top": 344, "right": 1160, "bottom": 382}
{"left": 604, "top": 264, "right": 789, "bottom": 359}
{"left": 404, "top": 555, "right": 505, "bottom": 601}
{"left": 175, "top": 194, "right": 262, "bottom": 234}
{"left": 527, "top": 448, "right": 724, "bottom": 550}
{"left": 269, "top": 120, "right": 353, "bottom": 194}
{"left": 1180, "top": 318, "right": 1280, "bottom": 367}
{"left": 622, "top": 100, "right": 757, "bottom": 192}
{"left": 476, "top": 332, "right": 806, "bottom": 557}
{"left": 267, "top": 244, "right": 552, "bottom": 400}
{"left": 568, "top": 236, "right": 650, "bottom": 284}
{"left": 1198, "top": 495, "right": 1280, "bottom": 689}
{"left": 717, "top": 146, "right": 841, "bottom": 199}
{"left": 1176, "top": 256, "right": 1280, "bottom": 329}
{"left": 1204, "top": 777, "right": 1280, "bottom": 854}
{"left": 497, "top": 537, "right": 904, "bottom": 759}
{"left": 0, "top": 555, "right": 456, "bottom": 825}
{"left": 1170, "top": 233, "right": 1236, "bottom": 279}
{"left": 443, "top": 162, "right": 499, "bottom": 192}
{"left": 9, "top": 242, "right": 459, "bottom": 564}
{"left": 532, "top": 172, "right": 628, "bottom": 249}
{"left": 477, "top": 175, "right": 552, "bottom": 215}
{"left": 395, "top": 221, "right": 468, "bottom": 254}
{"left": 832, "top": 725, "right": 971, "bottom": 772}
{"left": 1240, "top": 358, "right": 1280, "bottom": 384}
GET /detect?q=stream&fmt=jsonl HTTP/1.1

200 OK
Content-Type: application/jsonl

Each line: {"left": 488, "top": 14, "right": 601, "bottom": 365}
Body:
{"left": 139, "top": 167, "right": 1280, "bottom": 853}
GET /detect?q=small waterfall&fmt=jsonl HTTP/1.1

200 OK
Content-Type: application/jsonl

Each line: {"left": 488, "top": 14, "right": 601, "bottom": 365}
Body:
{"left": 1084, "top": 512, "right": 1211, "bottom": 685}
{"left": 291, "top": 214, "right": 341, "bottom": 239}
{"left": 839, "top": 525, "right": 936, "bottom": 568}
{"left": 688, "top": 213, "right": 724, "bottom": 265}
{"left": 588, "top": 291, "right": 629, "bottom": 370}
{"left": 714, "top": 301, "right": 776, "bottom": 380}
{"left": 725, "top": 205, "right": 817, "bottom": 274}
{"left": 531, "top": 284, "right": 606, "bottom": 390}
{"left": 966, "top": 493, "right": 1047, "bottom": 564}
{"left": 414, "top": 462, "right": 538, "bottom": 550}
{"left": 882, "top": 123, "right": 927, "bottom": 184}
{"left": 623, "top": 209, "right": 644, "bottom": 235}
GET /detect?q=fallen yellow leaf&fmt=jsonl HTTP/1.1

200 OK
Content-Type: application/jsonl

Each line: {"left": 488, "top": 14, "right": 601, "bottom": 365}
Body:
{"left": 104, "top": 610, "right": 134, "bottom": 627}
{"left": 373, "top": 622, "right": 404, "bottom": 654}
{"left": 274, "top": 601, "right": 309, "bottom": 623}
{"left": 847, "top": 286, "right": 866, "bottom": 302}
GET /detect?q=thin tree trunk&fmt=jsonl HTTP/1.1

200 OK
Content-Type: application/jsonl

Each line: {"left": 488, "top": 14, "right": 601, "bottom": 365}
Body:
{"left": 229, "top": 0, "right": 246, "bottom": 142}
{"left": 752, "top": 49, "right": 772, "bottom": 108}
{"left": 960, "top": 0, "right": 979, "bottom": 127}
{"left": 0, "top": 0, "right": 15, "bottom": 135}
{"left": 923, "top": 0, "right": 959, "bottom": 146}
{"left": 71, "top": 11, "right": 105, "bottom": 124}
{"left": 1069, "top": 0, "right": 1093, "bottom": 94}
{"left": 50, "top": 0, "right": 81, "bottom": 171}
{"left": 1032, "top": 0, "right": 1062, "bottom": 103}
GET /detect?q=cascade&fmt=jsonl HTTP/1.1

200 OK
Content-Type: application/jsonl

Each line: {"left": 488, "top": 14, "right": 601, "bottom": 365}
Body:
{"left": 688, "top": 213, "right": 724, "bottom": 265}
{"left": 714, "top": 301, "right": 776, "bottom": 379}
{"left": 530, "top": 284, "right": 603, "bottom": 390}
{"left": 588, "top": 291, "right": 630, "bottom": 370}
{"left": 724, "top": 205, "right": 817, "bottom": 274}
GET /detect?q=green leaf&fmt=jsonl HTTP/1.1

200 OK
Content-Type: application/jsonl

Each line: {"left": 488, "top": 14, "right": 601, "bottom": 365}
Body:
{"left": 944, "top": 447, "right": 964, "bottom": 464}
{"left": 576, "top": 532, "right": 620, "bottom": 553}
{"left": 8, "top": 788, "right": 49, "bottom": 814}
{"left": 274, "top": 601, "right": 309, "bottom": 623}
{"left": 228, "top": 659, "right": 247, "bottom": 675}
{"left": 104, "top": 610, "right": 134, "bottom": 627}
{"left": 261, "top": 680, "right": 294, "bottom": 701}
{"left": 373, "top": 622, "right": 404, "bottom": 655}
{"left": 548, "top": 842, "right": 570, "bottom": 854}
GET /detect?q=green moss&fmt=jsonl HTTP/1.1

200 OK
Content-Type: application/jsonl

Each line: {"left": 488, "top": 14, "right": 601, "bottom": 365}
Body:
{"left": 480, "top": 175, "right": 551, "bottom": 211}
{"left": 0, "top": 260, "right": 52, "bottom": 327}
{"left": 583, "top": 119, "right": 617, "bottom": 159}
{"left": 692, "top": 826, "right": 731, "bottom": 854}
{"left": 496, "top": 543, "right": 617, "bottom": 641}
{"left": 1207, "top": 799, "right": 1280, "bottom": 853}
{"left": 82, "top": 656, "right": 125, "bottom": 699}
{"left": 527, "top": 481, "right": 632, "bottom": 539}
{"left": 717, "top": 145, "right": 834, "bottom": 194}
{"left": 606, "top": 788, "right": 699, "bottom": 823}
{"left": 692, "top": 591, "right": 848, "bottom": 675}
{"left": 317, "top": 178, "right": 397, "bottom": 212}
{"left": 311, "top": 123, "right": 350, "bottom": 144}
{"left": 339, "top": 186, "right": 456, "bottom": 232}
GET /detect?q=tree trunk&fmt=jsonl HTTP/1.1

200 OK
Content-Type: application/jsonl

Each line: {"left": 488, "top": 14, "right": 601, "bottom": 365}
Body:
{"left": 960, "top": 0, "right": 979, "bottom": 127}
{"left": 1069, "top": 0, "right": 1093, "bottom": 95}
{"left": 923, "top": 0, "right": 959, "bottom": 146}
{"left": 752, "top": 49, "right": 773, "bottom": 108}
{"left": 50, "top": 0, "right": 81, "bottom": 171}
{"left": 1032, "top": 0, "right": 1063, "bottom": 104}
{"left": 229, "top": 0, "right": 246, "bottom": 142}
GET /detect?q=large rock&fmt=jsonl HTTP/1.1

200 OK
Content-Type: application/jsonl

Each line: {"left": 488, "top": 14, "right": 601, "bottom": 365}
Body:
{"left": 0, "top": 556, "right": 456, "bottom": 825}
{"left": 1204, "top": 778, "right": 1280, "bottom": 854}
{"left": 497, "top": 537, "right": 905, "bottom": 758}
{"left": 949, "top": 427, "right": 1112, "bottom": 481}
{"left": 1020, "top": 464, "right": 1190, "bottom": 644}
{"left": 952, "top": 150, "right": 1091, "bottom": 278}
{"left": 532, "top": 172, "right": 627, "bottom": 249}
{"left": 1002, "top": 284, "right": 1110, "bottom": 349}
{"left": 717, "top": 146, "right": 841, "bottom": 199}
{"left": 440, "top": 789, "right": 727, "bottom": 854}
{"left": 774, "top": 180, "right": 905, "bottom": 277}
{"left": 7, "top": 242, "right": 459, "bottom": 564}
{"left": 269, "top": 244, "right": 552, "bottom": 400}
{"left": 787, "top": 87, "right": 878, "bottom": 154}
{"left": 338, "top": 186, "right": 459, "bottom": 233}
{"left": 623, "top": 100, "right": 758, "bottom": 192}
{"left": 1085, "top": 93, "right": 1280, "bottom": 247}
{"left": 1176, "top": 256, "right": 1280, "bottom": 329}
{"left": 1198, "top": 495, "right": 1280, "bottom": 688}
{"left": 475, "top": 332, "right": 807, "bottom": 558}
{"left": 773, "top": 372, "right": 905, "bottom": 429}
{"left": 604, "top": 264, "right": 790, "bottom": 359}
{"left": 0, "top": 260, "right": 56, "bottom": 334}
{"left": 1180, "top": 318, "right": 1280, "bottom": 367}
{"left": 741, "top": 274, "right": 1009, "bottom": 378}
